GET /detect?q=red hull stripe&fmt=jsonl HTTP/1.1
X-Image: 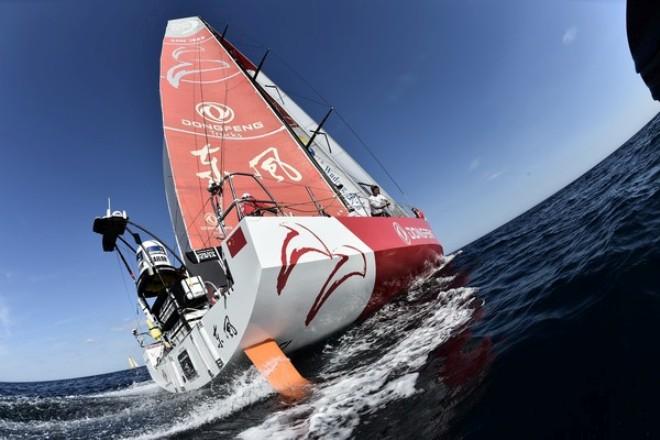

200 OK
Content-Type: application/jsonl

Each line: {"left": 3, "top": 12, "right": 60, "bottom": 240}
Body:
{"left": 337, "top": 217, "right": 443, "bottom": 319}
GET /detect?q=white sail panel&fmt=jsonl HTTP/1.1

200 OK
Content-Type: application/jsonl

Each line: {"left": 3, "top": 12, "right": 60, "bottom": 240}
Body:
{"left": 254, "top": 72, "right": 408, "bottom": 217}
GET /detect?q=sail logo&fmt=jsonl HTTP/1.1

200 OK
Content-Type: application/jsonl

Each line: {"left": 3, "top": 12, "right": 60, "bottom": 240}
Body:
{"left": 195, "top": 102, "right": 235, "bottom": 124}
{"left": 166, "top": 47, "right": 237, "bottom": 88}
{"left": 249, "top": 147, "right": 302, "bottom": 183}
{"left": 276, "top": 222, "right": 368, "bottom": 326}
{"left": 393, "top": 222, "right": 411, "bottom": 245}
{"left": 168, "top": 19, "right": 201, "bottom": 37}
{"left": 177, "top": 101, "right": 269, "bottom": 139}
{"left": 393, "top": 222, "right": 435, "bottom": 244}
{"left": 204, "top": 212, "right": 218, "bottom": 226}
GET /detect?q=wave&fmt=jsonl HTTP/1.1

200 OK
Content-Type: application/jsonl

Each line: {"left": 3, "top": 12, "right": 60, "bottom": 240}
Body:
{"left": 239, "top": 283, "right": 477, "bottom": 439}
{"left": 127, "top": 369, "right": 274, "bottom": 440}
{"left": 86, "top": 380, "right": 161, "bottom": 399}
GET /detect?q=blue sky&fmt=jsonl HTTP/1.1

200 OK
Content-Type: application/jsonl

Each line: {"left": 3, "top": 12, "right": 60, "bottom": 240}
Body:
{"left": 0, "top": 0, "right": 657, "bottom": 381}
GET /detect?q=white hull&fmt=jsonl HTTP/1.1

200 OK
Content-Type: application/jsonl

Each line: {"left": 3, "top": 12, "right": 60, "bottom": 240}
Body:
{"left": 146, "top": 216, "right": 375, "bottom": 392}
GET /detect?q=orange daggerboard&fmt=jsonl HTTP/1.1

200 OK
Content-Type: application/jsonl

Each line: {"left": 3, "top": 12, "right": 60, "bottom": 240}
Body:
{"left": 244, "top": 340, "right": 311, "bottom": 400}
{"left": 160, "top": 18, "right": 346, "bottom": 251}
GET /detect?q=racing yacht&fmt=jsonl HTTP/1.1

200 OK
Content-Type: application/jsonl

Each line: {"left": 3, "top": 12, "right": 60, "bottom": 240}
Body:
{"left": 93, "top": 16, "right": 443, "bottom": 398}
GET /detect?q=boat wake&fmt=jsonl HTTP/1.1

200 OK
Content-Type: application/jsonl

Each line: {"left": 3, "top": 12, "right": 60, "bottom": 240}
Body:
{"left": 1, "top": 258, "right": 477, "bottom": 440}
{"left": 138, "top": 265, "right": 477, "bottom": 440}
{"left": 87, "top": 380, "right": 161, "bottom": 399}
{"left": 129, "top": 370, "right": 274, "bottom": 440}
{"left": 239, "top": 286, "right": 477, "bottom": 439}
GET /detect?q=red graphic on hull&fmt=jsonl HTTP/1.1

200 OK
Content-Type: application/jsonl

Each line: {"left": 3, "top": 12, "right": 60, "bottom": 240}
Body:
{"left": 276, "top": 223, "right": 367, "bottom": 326}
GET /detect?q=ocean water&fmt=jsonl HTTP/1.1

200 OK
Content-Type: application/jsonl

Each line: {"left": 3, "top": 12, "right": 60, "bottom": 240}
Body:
{"left": 1, "top": 113, "right": 659, "bottom": 439}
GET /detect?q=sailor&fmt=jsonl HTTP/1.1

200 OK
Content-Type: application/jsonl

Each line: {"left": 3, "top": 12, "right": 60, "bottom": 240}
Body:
{"left": 368, "top": 185, "right": 391, "bottom": 217}
{"left": 240, "top": 193, "right": 277, "bottom": 217}
{"left": 411, "top": 207, "right": 426, "bottom": 219}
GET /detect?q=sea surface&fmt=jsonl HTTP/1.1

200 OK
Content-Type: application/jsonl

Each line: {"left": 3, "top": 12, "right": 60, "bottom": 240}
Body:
{"left": 2, "top": 113, "right": 659, "bottom": 439}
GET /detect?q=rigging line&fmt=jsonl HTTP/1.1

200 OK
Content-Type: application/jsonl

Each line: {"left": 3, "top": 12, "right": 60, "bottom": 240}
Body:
{"left": 209, "top": 24, "right": 408, "bottom": 211}
{"left": 283, "top": 202, "right": 339, "bottom": 213}
{"left": 205, "top": 29, "right": 231, "bottom": 246}
{"left": 251, "top": 176, "right": 344, "bottom": 193}
{"left": 194, "top": 37, "right": 216, "bottom": 248}
{"left": 189, "top": 45, "right": 205, "bottom": 214}
{"left": 127, "top": 221, "right": 187, "bottom": 268}
{"left": 260, "top": 79, "right": 328, "bottom": 108}
{"left": 199, "top": 28, "right": 234, "bottom": 248}
{"left": 284, "top": 201, "right": 342, "bottom": 214}
{"left": 210, "top": 27, "right": 349, "bottom": 211}
{"left": 277, "top": 197, "right": 343, "bottom": 212}
{"left": 215, "top": 26, "right": 391, "bottom": 210}
{"left": 227, "top": 38, "right": 265, "bottom": 50}
{"left": 114, "top": 251, "right": 138, "bottom": 328}
{"left": 210, "top": 21, "right": 314, "bottom": 100}
{"left": 166, "top": 165, "right": 184, "bottom": 256}
{"left": 333, "top": 109, "right": 407, "bottom": 196}
{"left": 218, "top": 78, "right": 230, "bottom": 220}
{"left": 197, "top": 38, "right": 213, "bottom": 150}
{"left": 277, "top": 195, "right": 338, "bottom": 207}
{"left": 260, "top": 46, "right": 407, "bottom": 197}
{"left": 226, "top": 26, "right": 267, "bottom": 49}
{"left": 184, "top": 196, "right": 214, "bottom": 235}
{"left": 269, "top": 51, "right": 331, "bottom": 106}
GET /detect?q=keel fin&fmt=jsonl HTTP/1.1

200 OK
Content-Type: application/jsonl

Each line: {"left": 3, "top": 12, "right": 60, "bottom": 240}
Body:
{"left": 244, "top": 340, "right": 310, "bottom": 400}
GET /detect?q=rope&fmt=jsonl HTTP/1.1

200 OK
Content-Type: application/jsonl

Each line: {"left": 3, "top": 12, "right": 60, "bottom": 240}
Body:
{"left": 114, "top": 251, "right": 141, "bottom": 333}
{"left": 170, "top": 22, "right": 409, "bottom": 249}
{"left": 257, "top": 41, "right": 408, "bottom": 197}
{"left": 276, "top": 195, "right": 338, "bottom": 208}
{"left": 332, "top": 110, "right": 407, "bottom": 196}
{"left": 195, "top": 40, "right": 216, "bottom": 248}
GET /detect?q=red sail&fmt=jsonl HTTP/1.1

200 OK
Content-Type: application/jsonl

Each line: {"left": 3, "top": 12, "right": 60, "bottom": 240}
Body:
{"left": 160, "top": 17, "right": 347, "bottom": 250}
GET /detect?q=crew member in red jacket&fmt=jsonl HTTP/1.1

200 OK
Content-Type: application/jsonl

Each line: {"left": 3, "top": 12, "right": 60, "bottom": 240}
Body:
{"left": 240, "top": 193, "right": 277, "bottom": 217}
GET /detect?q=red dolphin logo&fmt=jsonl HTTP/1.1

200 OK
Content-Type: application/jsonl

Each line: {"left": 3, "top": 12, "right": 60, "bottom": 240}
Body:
{"left": 276, "top": 223, "right": 367, "bottom": 326}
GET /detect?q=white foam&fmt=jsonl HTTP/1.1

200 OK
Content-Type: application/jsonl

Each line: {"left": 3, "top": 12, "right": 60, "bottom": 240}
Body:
{"left": 2, "top": 256, "right": 474, "bottom": 439}
{"left": 87, "top": 380, "right": 161, "bottom": 398}
{"left": 239, "top": 287, "right": 476, "bottom": 440}
{"left": 0, "top": 371, "right": 272, "bottom": 439}
{"left": 127, "top": 368, "right": 274, "bottom": 440}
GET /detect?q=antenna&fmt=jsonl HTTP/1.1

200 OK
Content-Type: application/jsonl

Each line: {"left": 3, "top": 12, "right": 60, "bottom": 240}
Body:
{"left": 107, "top": 197, "right": 111, "bottom": 217}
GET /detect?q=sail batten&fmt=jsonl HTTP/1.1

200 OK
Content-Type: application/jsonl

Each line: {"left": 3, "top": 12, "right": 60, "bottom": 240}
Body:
{"left": 160, "top": 17, "right": 348, "bottom": 251}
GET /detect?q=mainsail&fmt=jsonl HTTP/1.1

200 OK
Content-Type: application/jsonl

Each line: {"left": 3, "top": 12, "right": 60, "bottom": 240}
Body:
{"left": 160, "top": 17, "right": 348, "bottom": 252}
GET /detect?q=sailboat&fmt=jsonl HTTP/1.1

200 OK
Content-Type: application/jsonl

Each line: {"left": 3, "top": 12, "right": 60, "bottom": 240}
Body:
{"left": 128, "top": 356, "right": 139, "bottom": 369}
{"left": 93, "top": 16, "right": 443, "bottom": 397}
